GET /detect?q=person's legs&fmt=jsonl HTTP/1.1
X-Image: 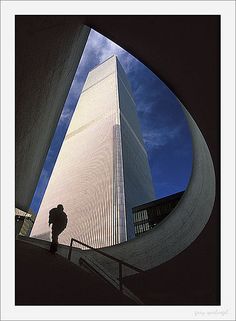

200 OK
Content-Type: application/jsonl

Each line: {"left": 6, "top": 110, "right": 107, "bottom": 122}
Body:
{"left": 50, "top": 228, "right": 58, "bottom": 253}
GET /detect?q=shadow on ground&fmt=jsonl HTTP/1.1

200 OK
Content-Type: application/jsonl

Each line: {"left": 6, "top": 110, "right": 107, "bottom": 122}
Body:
{"left": 15, "top": 240, "right": 134, "bottom": 305}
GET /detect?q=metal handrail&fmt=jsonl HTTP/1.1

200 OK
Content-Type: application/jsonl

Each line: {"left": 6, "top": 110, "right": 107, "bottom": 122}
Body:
{"left": 68, "top": 238, "right": 143, "bottom": 292}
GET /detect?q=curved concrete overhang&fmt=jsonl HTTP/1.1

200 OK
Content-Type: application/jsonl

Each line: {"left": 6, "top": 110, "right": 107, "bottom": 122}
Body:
{"left": 84, "top": 102, "right": 216, "bottom": 276}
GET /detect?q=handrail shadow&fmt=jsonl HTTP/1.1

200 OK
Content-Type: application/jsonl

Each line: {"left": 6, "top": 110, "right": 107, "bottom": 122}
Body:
{"left": 68, "top": 238, "right": 143, "bottom": 293}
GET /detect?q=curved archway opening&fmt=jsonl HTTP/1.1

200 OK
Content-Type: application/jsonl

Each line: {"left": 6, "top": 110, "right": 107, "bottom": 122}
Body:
{"left": 29, "top": 27, "right": 215, "bottom": 273}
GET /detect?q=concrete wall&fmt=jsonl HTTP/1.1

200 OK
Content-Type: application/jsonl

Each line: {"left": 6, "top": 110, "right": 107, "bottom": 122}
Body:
{"left": 15, "top": 16, "right": 89, "bottom": 211}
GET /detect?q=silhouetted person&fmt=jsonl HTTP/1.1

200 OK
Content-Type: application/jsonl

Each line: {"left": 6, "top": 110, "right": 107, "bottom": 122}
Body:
{"left": 49, "top": 204, "right": 67, "bottom": 254}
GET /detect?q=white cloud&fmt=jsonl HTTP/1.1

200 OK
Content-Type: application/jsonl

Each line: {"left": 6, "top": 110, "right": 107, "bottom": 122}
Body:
{"left": 83, "top": 29, "right": 138, "bottom": 75}
{"left": 59, "top": 106, "right": 73, "bottom": 122}
{"left": 143, "top": 125, "right": 182, "bottom": 149}
{"left": 69, "top": 76, "right": 84, "bottom": 99}
{"left": 88, "top": 29, "right": 125, "bottom": 63}
{"left": 120, "top": 53, "right": 138, "bottom": 73}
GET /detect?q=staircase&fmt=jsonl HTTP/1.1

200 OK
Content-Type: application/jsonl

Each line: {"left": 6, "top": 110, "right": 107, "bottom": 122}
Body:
{"left": 15, "top": 240, "right": 136, "bottom": 305}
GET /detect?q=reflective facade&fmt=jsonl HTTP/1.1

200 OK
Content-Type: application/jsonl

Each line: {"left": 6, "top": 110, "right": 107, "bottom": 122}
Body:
{"left": 133, "top": 191, "right": 184, "bottom": 237}
{"left": 31, "top": 56, "right": 155, "bottom": 248}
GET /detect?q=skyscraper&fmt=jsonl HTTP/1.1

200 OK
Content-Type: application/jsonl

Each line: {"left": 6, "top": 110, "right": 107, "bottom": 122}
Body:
{"left": 30, "top": 56, "right": 155, "bottom": 248}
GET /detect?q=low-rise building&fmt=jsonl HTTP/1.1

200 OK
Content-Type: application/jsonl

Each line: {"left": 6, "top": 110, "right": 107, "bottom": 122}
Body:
{"left": 15, "top": 208, "right": 36, "bottom": 237}
{"left": 133, "top": 191, "right": 184, "bottom": 237}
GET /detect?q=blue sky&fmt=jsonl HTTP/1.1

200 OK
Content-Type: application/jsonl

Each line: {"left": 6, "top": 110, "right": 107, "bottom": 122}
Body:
{"left": 30, "top": 29, "right": 192, "bottom": 214}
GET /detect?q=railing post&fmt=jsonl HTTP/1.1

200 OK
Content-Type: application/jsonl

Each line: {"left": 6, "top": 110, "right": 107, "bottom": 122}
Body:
{"left": 68, "top": 238, "right": 73, "bottom": 261}
{"left": 119, "top": 262, "right": 123, "bottom": 292}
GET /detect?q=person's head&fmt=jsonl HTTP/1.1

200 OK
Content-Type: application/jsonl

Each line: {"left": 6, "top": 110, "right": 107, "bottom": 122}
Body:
{"left": 57, "top": 204, "right": 64, "bottom": 212}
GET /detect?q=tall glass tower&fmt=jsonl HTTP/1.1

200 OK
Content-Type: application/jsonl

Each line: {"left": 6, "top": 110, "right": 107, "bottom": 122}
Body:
{"left": 30, "top": 56, "right": 155, "bottom": 248}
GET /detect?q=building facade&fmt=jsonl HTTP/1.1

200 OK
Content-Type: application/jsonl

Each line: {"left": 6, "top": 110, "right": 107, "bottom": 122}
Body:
{"left": 15, "top": 208, "right": 36, "bottom": 237}
{"left": 30, "top": 56, "right": 155, "bottom": 248}
{"left": 133, "top": 191, "right": 184, "bottom": 237}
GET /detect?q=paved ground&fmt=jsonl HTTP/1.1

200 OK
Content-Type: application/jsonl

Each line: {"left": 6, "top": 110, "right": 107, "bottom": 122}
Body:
{"left": 15, "top": 240, "right": 135, "bottom": 305}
